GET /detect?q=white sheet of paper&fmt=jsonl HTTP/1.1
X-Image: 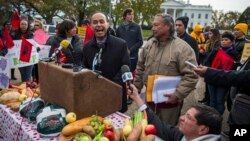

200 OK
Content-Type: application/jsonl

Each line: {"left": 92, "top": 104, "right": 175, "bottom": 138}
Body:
{"left": 156, "top": 88, "right": 176, "bottom": 103}
{"left": 152, "top": 76, "right": 181, "bottom": 104}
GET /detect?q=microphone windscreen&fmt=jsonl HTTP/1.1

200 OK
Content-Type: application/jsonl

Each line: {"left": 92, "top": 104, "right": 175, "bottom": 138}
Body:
{"left": 121, "top": 65, "right": 130, "bottom": 74}
{"left": 60, "top": 40, "right": 70, "bottom": 48}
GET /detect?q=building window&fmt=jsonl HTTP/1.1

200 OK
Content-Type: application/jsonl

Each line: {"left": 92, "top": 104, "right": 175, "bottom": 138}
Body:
{"left": 185, "top": 13, "right": 187, "bottom": 16}
{"left": 198, "top": 14, "right": 201, "bottom": 19}
{"left": 204, "top": 23, "right": 207, "bottom": 26}
{"left": 160, "top": 8, "right": 165, "bottom": 13}
{"left": 191, "top": 22, "right": 193, "bottom": 28}
{"left": 205, "top": 14, "right": 208, "bottom": 19}
{"left": 191, "top": 13, "right": 194, "bottom": 18}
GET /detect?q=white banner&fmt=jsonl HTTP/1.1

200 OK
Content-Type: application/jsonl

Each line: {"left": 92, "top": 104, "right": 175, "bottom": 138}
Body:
{"left": 7, "top": 39, "right": 51, "bottom": 69}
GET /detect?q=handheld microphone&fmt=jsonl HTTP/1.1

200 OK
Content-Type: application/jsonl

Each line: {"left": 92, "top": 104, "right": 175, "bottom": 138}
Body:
{"left": 121, "top": 65, "right": 133, "bottom": 91}
{"left": 51, "top": 40, "right": 70, "bottom": 59}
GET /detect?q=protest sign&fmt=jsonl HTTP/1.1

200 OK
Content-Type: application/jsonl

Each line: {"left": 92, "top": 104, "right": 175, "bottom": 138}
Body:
{"left": 0, "top": 56, "right": 10, "bottom": 88}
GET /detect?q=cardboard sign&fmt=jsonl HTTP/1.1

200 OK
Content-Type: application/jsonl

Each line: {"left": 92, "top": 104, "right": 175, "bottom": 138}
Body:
{"left": 240, "top": 43, "right": 250, "bottom": 64}
{"left": 33, "top": 29, "right": 49, "bottom": 45}
{"left": 77, "top": 26, "right": 86, "bottom": 39}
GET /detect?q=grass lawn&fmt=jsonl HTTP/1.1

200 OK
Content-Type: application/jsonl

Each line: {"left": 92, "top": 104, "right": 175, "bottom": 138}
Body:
{"left": 142, "top": 29, "right": 152, "bottom": 40}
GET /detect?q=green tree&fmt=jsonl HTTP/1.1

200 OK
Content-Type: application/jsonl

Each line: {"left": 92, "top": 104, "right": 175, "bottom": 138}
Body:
{"left": 130, "top": 0, "right": 164, "bottom": 27}
{"left": 211, "top": 10, "right": 241, "bottom": 30}
{"left": 223, "top": 11, "right": 241, "bottom": 30}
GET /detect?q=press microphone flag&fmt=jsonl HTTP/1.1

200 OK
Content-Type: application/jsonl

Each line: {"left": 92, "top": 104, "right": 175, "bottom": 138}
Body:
{"left": 121, "top": 65, "right": 133, "bottom": 89}
{"left": 51, "top": 40, "right": 70, "bottom": 58}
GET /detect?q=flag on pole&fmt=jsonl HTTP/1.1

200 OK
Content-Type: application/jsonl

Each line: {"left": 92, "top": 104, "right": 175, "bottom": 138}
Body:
{"left": 11, "top": 9, "right": 21, "bottom": 30}
{"left": 3, "top": 26, "right": 14, "bottom": 49}
{"left": 19, "top": 38, "right": 33, "bottom": 62}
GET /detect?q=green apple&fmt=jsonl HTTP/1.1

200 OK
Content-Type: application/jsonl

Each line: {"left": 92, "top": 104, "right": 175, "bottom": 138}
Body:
{"left": 103, "top": 118, "right": 112, "bottom": 126}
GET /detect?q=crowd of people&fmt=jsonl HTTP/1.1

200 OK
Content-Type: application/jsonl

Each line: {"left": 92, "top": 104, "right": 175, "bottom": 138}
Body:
{"left": 1, "top": 8, "right": 249, "bottom": 140}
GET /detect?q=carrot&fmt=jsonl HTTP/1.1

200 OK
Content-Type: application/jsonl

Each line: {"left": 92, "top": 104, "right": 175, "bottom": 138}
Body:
{"left": 127, "top": 122, "right": 142, "bottom": 141}
{"left": 144, "top": 110, "right": 147, "bottom": 120}
{"left": 26, "top": 87, "right": 33, "bottom": 96}
{"left": 9, "top": 84, "right": 24, "bottom": 91}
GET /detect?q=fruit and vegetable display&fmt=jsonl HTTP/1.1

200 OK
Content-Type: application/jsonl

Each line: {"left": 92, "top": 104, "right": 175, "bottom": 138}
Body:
{"left": 1, "top": 82, "right": 158, "bottom": 140}
{"left": 59, "top": 111, "right": 156, "bottom": 141}
{"left": 0, "top": 82, "right": 40, "bottom": 111}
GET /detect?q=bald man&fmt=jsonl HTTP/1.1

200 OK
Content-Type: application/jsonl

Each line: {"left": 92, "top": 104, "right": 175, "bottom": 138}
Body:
{"left": 82, "top": 12, "right": 131, "bottom": 112}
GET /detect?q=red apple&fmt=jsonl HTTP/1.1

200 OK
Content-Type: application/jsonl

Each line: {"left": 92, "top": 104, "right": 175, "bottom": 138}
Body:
{"left": 145, "top": 124, "right": 157, "bottom": 135}
{"left": 105, "top": 124, "right": 113, "bottom": 131}
{"left": 104, "top": 130, "right": 115, "bottom": 141}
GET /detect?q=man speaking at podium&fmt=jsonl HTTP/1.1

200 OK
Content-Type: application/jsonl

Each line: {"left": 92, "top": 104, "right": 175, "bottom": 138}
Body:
{"left": 82, "top": 12, "right": 130, "bottom": 112}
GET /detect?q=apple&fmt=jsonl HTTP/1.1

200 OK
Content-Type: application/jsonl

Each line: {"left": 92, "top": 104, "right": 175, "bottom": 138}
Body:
{"left": 103, "top": 118, "right": 112, "bottom": 126}
{"left": 123, "top": 125, "right": 132, "bottom": 137}
{"left": 145, "top": 124, "right": 157, "bottom": 135}
{"left": 105, "top": 124, "right": 113, "bottom": 132}
{"left": 19, "top": 94, "right": 27, "bottom": 102}
{"left": 104, "top": 130, "right": 115, "bottom": 141}
{"left": 65, "top": 112, "right": 77, "bottom": 123}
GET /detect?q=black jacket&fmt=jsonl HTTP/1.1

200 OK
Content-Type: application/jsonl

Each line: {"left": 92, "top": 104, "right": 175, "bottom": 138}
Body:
{"left": 49, "top": 35, "right": 83, "bottom": 66}
{"left": 235, "top": 38, "right": 249, "bottom": 58}
{"left": 82, "top": 34, "right": 130, "bottom": 112}
{"left": 179, "top": 32, "right": 199, "bottom": 62}
{"left": 146, "top": 108, "right": 223, "bottom": 141}
{"left": 116, "top": 22, "right": 143, "bottom": 57}
{"left": 205, "top": 58, "right": 250, "bottom": 96}
{"left": 82, "top": 35, "right": 130, "bottom": 83}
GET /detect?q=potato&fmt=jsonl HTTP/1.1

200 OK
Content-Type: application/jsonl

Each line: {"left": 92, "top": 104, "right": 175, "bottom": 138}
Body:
{"left": 82, "top": 126, "right": 96, "bottom": 137}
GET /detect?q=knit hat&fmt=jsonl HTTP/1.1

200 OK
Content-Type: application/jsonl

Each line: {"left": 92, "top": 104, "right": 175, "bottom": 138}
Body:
{"left": 234, "top": 23, "right": 248, "bottom": 35}
{"left": 193, "top": 24, "right": 202, "bottom": 32}
{"left": 176, "top": 16, "right": 189, "bottom": 29}
{"left": 221, "top": 32, "right": 235, "bottom": 41}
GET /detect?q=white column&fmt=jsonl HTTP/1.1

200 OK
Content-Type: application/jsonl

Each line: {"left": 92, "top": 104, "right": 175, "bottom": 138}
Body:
{"left": 165, "top": 8, "right": 168, "bottom": 14}
{"left": 173, "top": 9, "right": 176, "bottom": 21}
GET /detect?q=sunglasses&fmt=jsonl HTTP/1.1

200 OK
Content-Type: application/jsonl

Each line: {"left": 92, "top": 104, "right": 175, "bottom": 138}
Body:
{"left": 34, "top": 24, "right": 40, "bottom": 27}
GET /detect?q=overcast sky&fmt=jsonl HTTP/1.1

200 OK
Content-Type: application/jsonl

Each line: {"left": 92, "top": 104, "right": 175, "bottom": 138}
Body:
{"left": 188, "top": 0, "right": 250, "bottom": 13}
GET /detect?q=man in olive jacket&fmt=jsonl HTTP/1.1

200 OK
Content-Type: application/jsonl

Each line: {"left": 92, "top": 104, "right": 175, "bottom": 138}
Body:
{"left": 134, "top": 14, "right": 198, "bottom": 125}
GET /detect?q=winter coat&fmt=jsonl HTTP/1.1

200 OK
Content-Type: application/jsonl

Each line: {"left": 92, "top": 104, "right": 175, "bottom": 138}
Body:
{"left": 234, "top": 38, "right": 249, "bottom": 58}
{"left": 82, "top": 34, "right": 130, "bottom": 84}
{"left": 49, "top": 35, "right": 83, "bottom": 66}
{"left": 204, "top": 46, "right": 239, "bottom": 70}
{"left": 134, "top": 36, "right": 198, "bottom": 100}
{"left": 116, "top": 22, "right": 143, "bottom": 57}
{"left": 179, "top": 32, "right": 199, "bottom": 62}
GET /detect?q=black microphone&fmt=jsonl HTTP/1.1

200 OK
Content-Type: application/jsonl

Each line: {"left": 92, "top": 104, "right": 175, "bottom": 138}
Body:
{"left": 121, "top": 65, "right": 133, "bottom": 91}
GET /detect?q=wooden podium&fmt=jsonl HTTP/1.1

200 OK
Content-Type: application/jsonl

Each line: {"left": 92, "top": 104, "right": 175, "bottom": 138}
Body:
{"left": 38, "top": 62, "right": 122, "bottom": 118}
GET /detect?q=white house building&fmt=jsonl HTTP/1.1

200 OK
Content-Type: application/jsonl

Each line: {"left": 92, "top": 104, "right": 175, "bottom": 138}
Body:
{"left": 160, "top": 0, "right": 212, "bottom": 29}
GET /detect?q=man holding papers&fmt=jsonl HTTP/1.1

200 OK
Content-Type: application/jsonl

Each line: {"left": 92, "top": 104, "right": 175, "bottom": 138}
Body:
{"left": 134, "top": 14, "right": 198, "bottom": 125}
